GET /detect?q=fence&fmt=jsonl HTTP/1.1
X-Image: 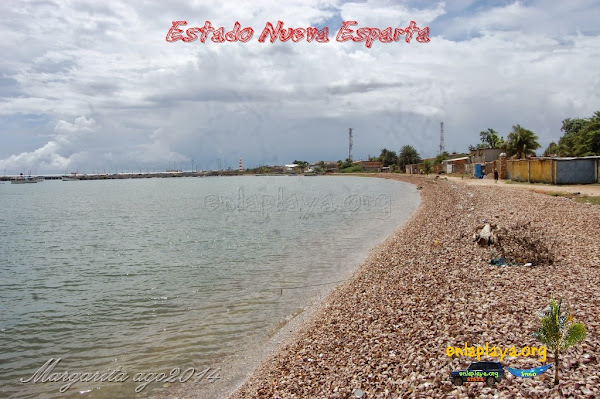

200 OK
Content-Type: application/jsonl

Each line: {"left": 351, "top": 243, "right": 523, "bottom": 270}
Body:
{"left": 507, "top": 157, "right": 600, "bottom": 184}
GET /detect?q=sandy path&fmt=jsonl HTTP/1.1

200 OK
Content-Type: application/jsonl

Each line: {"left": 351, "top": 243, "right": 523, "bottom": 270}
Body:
{"left": 444, "top": 175, "right": 600, "bottom": 196}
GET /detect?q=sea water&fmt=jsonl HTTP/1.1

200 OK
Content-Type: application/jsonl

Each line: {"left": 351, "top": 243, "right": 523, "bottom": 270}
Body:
{"left": 0, "top": 175, "right": 419, "bottom": 399}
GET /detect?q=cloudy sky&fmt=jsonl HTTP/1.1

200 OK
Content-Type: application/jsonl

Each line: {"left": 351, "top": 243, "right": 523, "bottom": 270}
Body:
{"left": 1, "top": 0, "right": 599, "bottom": 174}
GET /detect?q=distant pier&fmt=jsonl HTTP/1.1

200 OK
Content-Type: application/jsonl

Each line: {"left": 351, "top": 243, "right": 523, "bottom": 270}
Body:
{"left": 0, "top": 170, "right": 245, "bottom": 182}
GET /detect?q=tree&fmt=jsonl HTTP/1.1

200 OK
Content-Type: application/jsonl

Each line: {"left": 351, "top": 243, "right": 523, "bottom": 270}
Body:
{"left": 544, "top": 142, "right": 560, "bottom": 157}
{"left": 434, "top": 151, "right": 449, "bottom": 165}
{"left": 579, "top": 115, "right": 600, "bottom": 156}
{"left": 531, "top": 296, "right": 586, "bottom": 385}
{"left": 422, "top": 159, "right": 432, "bottom": 174}
{"left": 378, "top": 148, "right": 398, "bottom": 167}
{"left": 293, "top": 160, "right": 309, "bottom": 172}
{"left": 504, "top": 125, "right": 540, "bottom": 159}
{"left": 479, "top": 128, "right": 504, "bottom": 149}
{"left": 553, "top": 111, "right": 600, "bottom": 156}
{"left": 397, "top": 145, "right": 421, "bottom": 170}
{"left": 468, "top": 143, "right": 487, "bottom": 151}
{"left": 340, "top": 158, "right": 353, "bottom": 169}
{"left": 558, "top": 118, "right": 590, "bottom": 156}
{"left": 469, "top": 128, "right": 504, "bottom": 151}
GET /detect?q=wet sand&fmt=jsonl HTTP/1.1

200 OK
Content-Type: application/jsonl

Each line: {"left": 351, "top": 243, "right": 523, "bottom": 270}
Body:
{"left": 230, "top": 174, "right": 600, "bottom": 398}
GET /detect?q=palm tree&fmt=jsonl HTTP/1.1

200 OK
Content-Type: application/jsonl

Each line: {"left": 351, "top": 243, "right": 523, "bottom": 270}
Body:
{"left": 422, "top": 159, "right": 432, "bottom": 174}
{"left": 531, "top": 296, "right": 586, "bottom": 385}
{"left": 505, "top": 125, "right": 540, "bottom": 159}
{"left": 397, "top": 145, "right": 421, "bottom": 170}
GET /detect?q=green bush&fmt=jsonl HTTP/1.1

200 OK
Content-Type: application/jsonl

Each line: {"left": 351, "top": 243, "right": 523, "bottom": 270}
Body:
{"left": 340, "top": 165, "right": 365, "bottom": 173}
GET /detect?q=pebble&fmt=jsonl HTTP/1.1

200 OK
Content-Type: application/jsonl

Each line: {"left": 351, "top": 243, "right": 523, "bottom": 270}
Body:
{"left": 230, "top": 175, "right": 599, "bottom": 399}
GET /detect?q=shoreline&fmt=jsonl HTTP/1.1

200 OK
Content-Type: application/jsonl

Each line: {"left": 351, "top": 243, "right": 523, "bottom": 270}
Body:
{"left": 148, "top": 176, "right": 421, "bottom": 399}
{"left": 230, "top": 174, "right": 600, "bottom": 398}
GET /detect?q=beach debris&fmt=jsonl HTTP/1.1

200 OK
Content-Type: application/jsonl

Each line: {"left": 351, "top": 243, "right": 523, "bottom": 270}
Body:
{"left": 490, "top": 254, "right": 507, "bottom": 266}
{"left": 473, "top": 223, "right": 497, "bottom": 246}
{"left": 481, "top": 221, "right": 555, "bottom": 266}
{"left": 493, "top": 221, "right": 555, "bottom": 265}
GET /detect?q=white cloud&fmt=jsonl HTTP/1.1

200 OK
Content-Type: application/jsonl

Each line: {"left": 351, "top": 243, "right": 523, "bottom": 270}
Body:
{"left": 0, "top": 115, "right": 96, "bottom": 173}
{"left": 340, "top": 0, "right": 445, "bottom": 26}
{"left": 0, "top": 141, "right": 71, "bottom": 172}
{"left": 0, "top": 0, "right": 599, "bottom": 173}
{"left": 55, "top": 116, "right": 96, "bottom": 134}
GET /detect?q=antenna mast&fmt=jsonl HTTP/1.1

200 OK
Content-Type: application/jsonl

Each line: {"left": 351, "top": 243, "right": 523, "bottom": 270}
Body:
{"left": 440, "top": 122, "right": 445, "bottom": 154}
{"left": 348, "top": 128, "right": 353, "bottom": 161}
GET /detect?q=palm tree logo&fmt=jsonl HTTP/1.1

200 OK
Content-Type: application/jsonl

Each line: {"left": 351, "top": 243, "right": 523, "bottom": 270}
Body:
{"left": 531, "top": 296, "right": 586, "bottom": 385}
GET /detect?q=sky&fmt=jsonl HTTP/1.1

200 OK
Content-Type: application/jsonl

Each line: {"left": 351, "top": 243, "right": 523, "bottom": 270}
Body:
{"left": 1, "top": 0, "right": 599, "bottom": 174}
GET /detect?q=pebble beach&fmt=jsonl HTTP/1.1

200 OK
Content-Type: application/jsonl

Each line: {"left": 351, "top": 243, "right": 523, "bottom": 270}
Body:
{"left": 229, "top": 175, "right": 600, "bottom": 399}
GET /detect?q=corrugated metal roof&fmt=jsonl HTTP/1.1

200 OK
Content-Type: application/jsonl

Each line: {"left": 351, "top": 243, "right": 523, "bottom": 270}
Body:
{"left": 443, "top": 157, "right": 469, "bottom": 162}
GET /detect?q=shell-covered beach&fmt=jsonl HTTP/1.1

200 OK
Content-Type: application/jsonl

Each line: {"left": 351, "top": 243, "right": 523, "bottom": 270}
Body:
{"left": 230, "top": 175, "right": 600, "bottom": 398}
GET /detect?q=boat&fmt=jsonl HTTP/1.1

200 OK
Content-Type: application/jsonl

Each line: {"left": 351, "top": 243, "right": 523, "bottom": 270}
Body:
{"left": 62, "top": 172, "right": 79, "bottom": 181}
{"left": 11, "top": 175, "right": 39, "bottom": 184}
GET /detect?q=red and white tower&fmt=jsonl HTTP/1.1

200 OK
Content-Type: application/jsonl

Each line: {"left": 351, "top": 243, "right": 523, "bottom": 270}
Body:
{"left": 239, "top": 158, "right": 243, "bottom": 171}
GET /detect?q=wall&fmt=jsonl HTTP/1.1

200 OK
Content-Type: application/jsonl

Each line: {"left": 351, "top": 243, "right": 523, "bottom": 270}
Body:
{"left": 508, "top": 159, "right": 553, "bottom": 183}
{"left": 530, "top": 159, "right": 554, "bottom": 183}
{"left": 507, "top": 157, "right": 600, "bottom": 184}
{"left": 508, "top": 160, "right": 529, "bottom": 182}
{"left": 556, "top": 159, "right": 596, "bottom": 184}
{"left": 442, "top": 159, "right": 467, "bottom": 174}
{"left": 406, "top": 164, "right": 420, "bottom": 174}
{"left": 453, "top": 161, "right": 467, "bottom": 174}
{"left": 470, "top": 148, "right": 503, "bottom": 164}
{"left": 498, "top": 155, "right": 507, "bottom": 179}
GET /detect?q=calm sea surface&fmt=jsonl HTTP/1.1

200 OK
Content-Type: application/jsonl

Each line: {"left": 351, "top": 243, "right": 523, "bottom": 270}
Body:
{"left": 0, "top": 176, "right": 419, "bottom": 399}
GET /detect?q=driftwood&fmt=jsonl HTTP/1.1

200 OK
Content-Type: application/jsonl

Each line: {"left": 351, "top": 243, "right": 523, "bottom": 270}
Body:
{"left": 474, "top": 221, "right": 555, "bottom": 265}
{"left": 473, "top": 223, "right": 497, "bottom": 246}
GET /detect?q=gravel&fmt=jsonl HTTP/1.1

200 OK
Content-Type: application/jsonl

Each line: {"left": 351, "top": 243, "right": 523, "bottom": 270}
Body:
{"left": 230, "top": 175, "right": 600, "bottom": 399}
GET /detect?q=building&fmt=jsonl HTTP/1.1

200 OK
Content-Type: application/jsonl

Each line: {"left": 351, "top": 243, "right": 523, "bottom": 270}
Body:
{"left": 441, "top": 157, "right": 469, "bottom": 174}
{"left": 466, "top": 148, "right": 504, "bottom": 177}
{"left": 354, "top": 160, "right": 383, "bottom": 172}
{"left": 406, "top": 164, "right": 421, "bottom": 174}
{"left": 470, "top": 148, "right": 504, "bottom": 164}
